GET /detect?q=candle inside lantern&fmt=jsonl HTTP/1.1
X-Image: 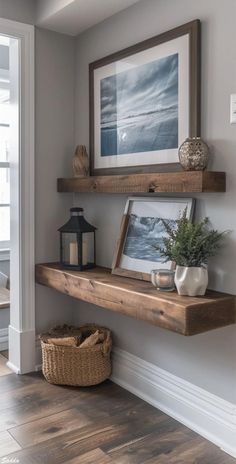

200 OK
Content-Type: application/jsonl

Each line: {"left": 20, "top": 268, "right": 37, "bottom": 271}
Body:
{"left": 69, "top": 241, "right": 78, "bottom": 265}
{"left": 59, "top": 207, "right": 96, "bottom": 271}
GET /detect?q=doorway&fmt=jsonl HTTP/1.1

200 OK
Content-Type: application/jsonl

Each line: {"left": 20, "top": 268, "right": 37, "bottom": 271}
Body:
{"left": 0, "top": 18, "right": 35, "bottom": 374}
{"left": 0, "top": 34, "right": 10, "bottom": 374}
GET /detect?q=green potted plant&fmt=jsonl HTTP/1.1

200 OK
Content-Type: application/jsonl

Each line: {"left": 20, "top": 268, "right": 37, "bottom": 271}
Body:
{"left": 156, "top": 209, "right": 228, "bottom": 296}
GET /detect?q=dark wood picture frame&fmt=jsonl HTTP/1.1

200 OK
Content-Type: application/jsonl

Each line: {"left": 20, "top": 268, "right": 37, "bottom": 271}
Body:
{"left": 112, "top": 197, "right": 195, "bottom": 282}
{"left": 89, "top": 19, "right": 201, "bottom": 176}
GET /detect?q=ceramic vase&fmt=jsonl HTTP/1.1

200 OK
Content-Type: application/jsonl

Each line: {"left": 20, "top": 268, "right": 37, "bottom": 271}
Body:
{"left": 174, "top": 265, "right": 208, "bottom": 296}
{"left": 178, "top": 137, "right": 209, "bottom": 171}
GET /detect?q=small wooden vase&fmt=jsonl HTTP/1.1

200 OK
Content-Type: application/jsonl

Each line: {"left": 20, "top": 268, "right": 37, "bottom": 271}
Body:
{"left": 72, "top": 145, "right": 89, "bottom": 177}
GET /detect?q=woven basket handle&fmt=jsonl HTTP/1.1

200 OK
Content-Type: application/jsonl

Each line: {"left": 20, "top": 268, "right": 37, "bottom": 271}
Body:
{"left": 102, "top": 331, "right": 112, "bottom": 356}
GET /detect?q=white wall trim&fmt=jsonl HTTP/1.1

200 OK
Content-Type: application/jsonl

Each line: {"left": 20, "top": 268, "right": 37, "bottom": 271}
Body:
{"left": 0, "top": 18, "right": 35, "bottom": 374}
{"left": 8, "top": 326, "right": 36, "bottom": 375}
{"left": 111, "top": 347, "right": 236, "bottom": 459}
{"left": 6, "top": 361, "right": 20, "bottom": 375}
{"left": 0, "top": 327, "right": 8, "bottom": 351}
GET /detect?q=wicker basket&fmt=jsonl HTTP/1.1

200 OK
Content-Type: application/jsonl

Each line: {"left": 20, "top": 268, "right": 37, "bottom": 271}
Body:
{"left": 40, "top": 324, "right": 112, "bottom": 386}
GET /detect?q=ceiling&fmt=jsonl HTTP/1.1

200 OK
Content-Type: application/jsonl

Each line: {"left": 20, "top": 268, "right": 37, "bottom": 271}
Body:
{"left": 36, "top": 0, "right": 141, "bottom": 36}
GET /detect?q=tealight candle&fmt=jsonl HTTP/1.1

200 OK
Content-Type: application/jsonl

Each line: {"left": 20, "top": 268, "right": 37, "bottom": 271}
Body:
{"left": 151, "top": 269, "right": 175, "bottom": 292}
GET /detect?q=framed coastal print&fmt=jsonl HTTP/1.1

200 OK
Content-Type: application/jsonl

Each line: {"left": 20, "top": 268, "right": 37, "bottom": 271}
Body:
{"left": 89, "top": 20, "right": 201, "bottom": 175}
{"left": 112, "top": 197, "right": 195, "bottom": 281}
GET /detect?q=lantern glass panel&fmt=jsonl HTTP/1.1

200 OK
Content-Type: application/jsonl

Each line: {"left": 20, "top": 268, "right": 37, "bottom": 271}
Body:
{"left": 62, "top": 232, "right": 79, "bottom": 266}
{"left": 83, "top": 232, "right": 95, "bottom": 267}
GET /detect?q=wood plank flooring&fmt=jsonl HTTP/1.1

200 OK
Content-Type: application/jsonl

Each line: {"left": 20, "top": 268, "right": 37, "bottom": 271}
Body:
{"left": 0, "top": 370, "right": 234, "bottom": 463}
{"left": 0, "top": 430, "right": 21, "bottom": 458}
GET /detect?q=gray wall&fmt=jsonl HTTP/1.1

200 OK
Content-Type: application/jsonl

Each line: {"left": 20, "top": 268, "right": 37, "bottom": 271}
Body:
{"left": 35, "top": 27, "right": 76, "bottom": 332}
{"left": 0, "top": 0, "right": 235, "bottom": 404}
{"left": 73, "top": 0, "right": 236, "bottom": 403}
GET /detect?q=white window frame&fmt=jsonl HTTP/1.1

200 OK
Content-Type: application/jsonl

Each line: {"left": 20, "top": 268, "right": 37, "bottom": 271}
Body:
{"left": 0, "top": 70, "right": 10, "bottom": 257}
{"left": 0, "top": 18, "right": 35, "bottom": 374}
{"left": 0, "top": 124, "right": 10, "bottom": 258}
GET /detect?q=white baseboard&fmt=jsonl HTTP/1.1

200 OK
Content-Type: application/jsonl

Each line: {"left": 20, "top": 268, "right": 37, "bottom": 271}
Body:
{"left": 111, "top": 347, "right": 236, "bottom": 459}
{"left": 0, "top": 327, "right": 8, "bottom": 351}
{"left": 8, "top": 325, "right": 35, "bottom": 374}
{"left": 6, "top": 360, "right": 20, "bottom": 374}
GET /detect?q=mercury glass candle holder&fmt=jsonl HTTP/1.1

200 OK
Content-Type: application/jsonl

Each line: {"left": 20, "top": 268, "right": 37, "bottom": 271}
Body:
{"left": 151, "top": 269, "right": 175, "bottom": 292}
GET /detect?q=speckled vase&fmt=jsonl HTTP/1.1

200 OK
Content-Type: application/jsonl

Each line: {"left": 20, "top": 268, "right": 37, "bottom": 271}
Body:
{"left": 178, "top": 137, "right": 209, "bottom": 171}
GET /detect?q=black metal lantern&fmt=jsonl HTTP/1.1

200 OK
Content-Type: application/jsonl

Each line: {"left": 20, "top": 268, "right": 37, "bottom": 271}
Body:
{"left": 58, "top": 207, "right": 96, "bottom": 271}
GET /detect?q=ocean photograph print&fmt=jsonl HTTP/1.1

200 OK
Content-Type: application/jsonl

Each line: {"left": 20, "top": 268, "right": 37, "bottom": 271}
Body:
{"left": 100, "top": 53, "right": 178, "bottom": 157}
{"left": 112, "top": 197, "right": 195, "bottom": 281}
{"left": 89, "top": 20, "right": 200, "bottom": 175}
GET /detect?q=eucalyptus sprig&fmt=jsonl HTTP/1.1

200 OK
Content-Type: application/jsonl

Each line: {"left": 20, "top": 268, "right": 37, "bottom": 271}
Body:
{"left": 156, "top": 208, "right": 229, "bottom": 267}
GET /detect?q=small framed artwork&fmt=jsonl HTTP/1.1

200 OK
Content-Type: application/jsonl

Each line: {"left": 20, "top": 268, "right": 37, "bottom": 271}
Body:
{"left": 112, "top": 197, "right": 195, "bottom": 281}
{"left": 89, "top": 20, "right": 201, "bottom": 175}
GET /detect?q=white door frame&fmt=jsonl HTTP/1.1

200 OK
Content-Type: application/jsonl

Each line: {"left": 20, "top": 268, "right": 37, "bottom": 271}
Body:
{"left": 0, "top": 18, "right": 35, "bottom": 374}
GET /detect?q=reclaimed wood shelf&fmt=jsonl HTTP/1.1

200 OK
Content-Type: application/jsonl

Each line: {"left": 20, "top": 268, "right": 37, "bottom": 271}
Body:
{"left": 57, "top": 171, "right": 226, "bottom": 194}
{"left": 0, "top": 287, "right": 10, "bottom": 309}
{"left": 35, "top": 263, "right": 235, "bottom": 336}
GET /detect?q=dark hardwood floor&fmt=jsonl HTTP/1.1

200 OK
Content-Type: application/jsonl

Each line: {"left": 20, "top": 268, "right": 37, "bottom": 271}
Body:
{"left": 0, "top": 369, "right": 234, "bottom": 463}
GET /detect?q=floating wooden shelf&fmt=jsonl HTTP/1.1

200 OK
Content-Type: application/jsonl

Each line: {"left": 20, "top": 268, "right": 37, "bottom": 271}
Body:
{"left": 57, "top": 171, "right": 226, "bottom": 194}
{"left": 35, "top": 263, "right": 235, "bottom": 336}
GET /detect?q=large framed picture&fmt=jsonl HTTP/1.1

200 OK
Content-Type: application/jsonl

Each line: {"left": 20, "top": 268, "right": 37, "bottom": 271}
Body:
{"left": 112, "top": 197, "right": 195, "bottom": 281}
{"left": 89, "top": 20, "right": 201, "bottom": 176}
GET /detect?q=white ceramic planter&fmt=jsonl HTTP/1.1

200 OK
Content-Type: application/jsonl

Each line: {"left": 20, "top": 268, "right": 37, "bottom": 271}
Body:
{"left": 174, "top": 265, "right": 208, "bottom": 296}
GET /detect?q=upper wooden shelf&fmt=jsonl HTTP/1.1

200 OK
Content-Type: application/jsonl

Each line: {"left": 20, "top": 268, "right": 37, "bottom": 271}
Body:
{"left": 57, "top": 171, "right": 226, "bottom": 194}
{"left": 35, "top": 263, "right": 235, "bottom": 336}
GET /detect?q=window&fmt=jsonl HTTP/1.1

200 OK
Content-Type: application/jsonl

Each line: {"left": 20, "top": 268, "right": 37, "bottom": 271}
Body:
{"left": 0, "top": 125, "right": 10, "bottom": 249}
{"left": 0, "top": 52, "right": 10, "bottom": 253}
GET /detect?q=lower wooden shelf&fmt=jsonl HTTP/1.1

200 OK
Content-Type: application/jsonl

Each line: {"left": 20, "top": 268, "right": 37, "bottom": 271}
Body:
{"left": 35, "top": 263, "right": 236, "bottom": 336}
